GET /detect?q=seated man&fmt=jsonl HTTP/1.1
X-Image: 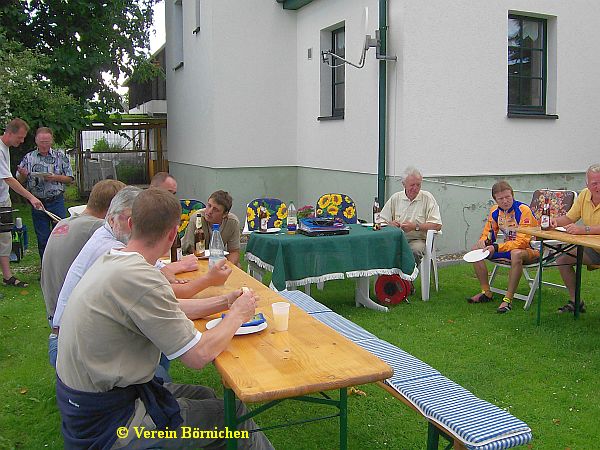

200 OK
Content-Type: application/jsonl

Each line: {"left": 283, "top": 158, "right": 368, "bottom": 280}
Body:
{"left": 182, "top": 190, "right": 241, "bottom": 266}
{"left": 467, "top": 181, "right": 539, "bottom": 313}
{"left": 379, "top": 166, "right": 442, "bottom": 264}
{"left": 550, "top": 163, "right": 600, "bottom": 314}
{"left": 150, "top": 171, "right": 178, "bottom": 194}
{"left": 51, "top": 186, "right": 233, "bottom": 369}
{"left": 56, "top": 188, "right": 272, "bottom": 450}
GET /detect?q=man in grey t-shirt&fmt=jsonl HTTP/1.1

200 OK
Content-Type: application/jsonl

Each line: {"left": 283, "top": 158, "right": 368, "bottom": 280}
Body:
{"left": 57, "top": 188, "right": 272, "bottom": 450}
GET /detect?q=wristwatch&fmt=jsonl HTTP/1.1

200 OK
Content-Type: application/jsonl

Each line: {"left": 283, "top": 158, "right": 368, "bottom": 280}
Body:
{"left": 415, "top": 223, "right": 420, "bottom": 232}
{"left": 585, "top": 225, "right": 591, "bottom": 234}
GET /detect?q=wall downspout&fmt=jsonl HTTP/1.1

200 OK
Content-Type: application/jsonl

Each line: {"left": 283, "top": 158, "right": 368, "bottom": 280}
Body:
{"left": 377, "top": 0, "right": 388, "bottom": 205}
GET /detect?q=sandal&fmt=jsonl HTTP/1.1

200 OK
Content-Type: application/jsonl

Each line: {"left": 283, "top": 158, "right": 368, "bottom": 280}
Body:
{"left": 467, "top": 292, "right": 493, "bottom": 304}
{"left": 3, "top": 276, "right": 29, "bottom": 288}
{"left": 557, "top": 301, "right": 586, "bottom": 314}
{"left": 497, "top": 302, "right": 512, "bottom": 314}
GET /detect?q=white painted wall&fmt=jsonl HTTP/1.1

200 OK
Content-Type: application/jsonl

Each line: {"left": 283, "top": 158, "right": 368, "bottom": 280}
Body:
{"left": 166, "top": 0, "right": 297, "bottom": 169}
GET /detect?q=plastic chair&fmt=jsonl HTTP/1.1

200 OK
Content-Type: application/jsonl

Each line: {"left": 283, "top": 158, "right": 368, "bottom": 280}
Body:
{"left": 243, "top": 198, "right": 287, "bottom": 234}
{"left": 68, "top": 205, "right": 86, "bottom": 216}
{"left": 488, "top": 189, "right": 577, "bottom": 309}
{"left": 315, "top": 193, "right": 357, "bottom": 224}
{"left": 179, "top": 199, "right": 205, "bottom": 238}
{"left": 420, "top": 230, "right": 441, "bottom": 301}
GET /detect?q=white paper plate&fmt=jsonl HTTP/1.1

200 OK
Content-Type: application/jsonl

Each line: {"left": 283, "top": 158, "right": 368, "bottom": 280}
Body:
{"left": 555, "top": 226, "right": 566, "bottom": 232}
{"left": 360, "top": 222, "right": 388, "bottom": 227}
{"left": 197, "top": 250, "right": 230, "bottom": 260}
{"left": 254, "top": 227, "right": 281, "bottom": 234}
{"left": 205, "top": 317, "right": 268, "bottom": 335}
{"left": 463, "top": 249, "right": 490, "bottom": 263}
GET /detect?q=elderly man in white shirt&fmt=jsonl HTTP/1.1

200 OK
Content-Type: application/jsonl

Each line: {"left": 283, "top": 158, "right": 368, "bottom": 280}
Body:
{"left": 379, "top": 166, "right": 443, "bottom": 264}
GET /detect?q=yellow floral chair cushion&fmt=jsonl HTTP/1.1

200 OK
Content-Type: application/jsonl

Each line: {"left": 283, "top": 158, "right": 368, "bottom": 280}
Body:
{"left": 179, "top": 199, "right": 206, "bottom": 238}
{"left": 246, "top": 198, "right": 287, "bottom": 231}
{"left": 315, "top": 193, "right": 357, "bottom": 224}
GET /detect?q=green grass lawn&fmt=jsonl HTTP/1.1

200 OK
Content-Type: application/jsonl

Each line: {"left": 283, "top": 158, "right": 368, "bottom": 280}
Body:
{"left": 1, "top": 208, "right": 599, "bottom": 449}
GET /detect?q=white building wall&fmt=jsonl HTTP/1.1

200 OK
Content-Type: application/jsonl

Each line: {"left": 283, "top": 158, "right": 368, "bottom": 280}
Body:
{"left": 166, "top": 0, "right": 297, "bottom": 169}
{"left": 386, "top": 0, "right": 600, "bottom": 177}
{"left": 295, "top": 0, "right": 380, "bottom": 174}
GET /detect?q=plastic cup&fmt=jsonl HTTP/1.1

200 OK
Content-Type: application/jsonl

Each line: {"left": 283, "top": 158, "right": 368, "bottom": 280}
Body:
{"left": 272, "top": 302, "right": 290, "bottom": 332}
{"left": 15, "top": 217, "right": 23, "bottom": 228}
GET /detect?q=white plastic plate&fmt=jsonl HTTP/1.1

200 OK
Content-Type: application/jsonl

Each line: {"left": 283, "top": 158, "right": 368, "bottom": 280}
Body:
{"left": 463, "top": 249, "right": 490, "bottom": 263}
{"left": 360, "top": 222, "right": 388, "bottom": 227}
{"left": 205, "top": 317, "right": 268, "bottom": 335}
{"left": 254, "top": 227, "right": 281, "bottom": 234}
{"left": 555, "top": 226, "right": 566, "bottom": 232}
{"left": 197, "top": 250, "right": 230, "bottom": 260}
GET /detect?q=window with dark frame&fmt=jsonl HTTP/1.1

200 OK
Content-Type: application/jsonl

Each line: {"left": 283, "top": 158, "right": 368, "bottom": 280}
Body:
{"left": 508, "top": 15, "right": 547, "bottom": 114}
{"left": 332, "top": 27, "right": 345, "bottom": 117}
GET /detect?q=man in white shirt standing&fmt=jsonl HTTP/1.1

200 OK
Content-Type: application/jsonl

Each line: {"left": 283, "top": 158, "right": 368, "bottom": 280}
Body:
{"left": 379, "top": 166, "right": 443, "bottom": 264}
{"left": 0, "top": 118, "right": 43, "bottom": 291}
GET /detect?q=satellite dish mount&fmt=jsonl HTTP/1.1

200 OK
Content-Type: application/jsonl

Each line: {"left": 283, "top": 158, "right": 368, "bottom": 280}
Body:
{"left": 321, "top": 7, "right": 396, "bottom": 69}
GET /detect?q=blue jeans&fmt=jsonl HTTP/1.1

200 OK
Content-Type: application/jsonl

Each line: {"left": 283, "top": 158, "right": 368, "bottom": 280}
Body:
{"left": 49, "top": 333, "right": 58, "bottom": 367}
{"left": 32, "top": 194, "right": 66, "bottom": 259}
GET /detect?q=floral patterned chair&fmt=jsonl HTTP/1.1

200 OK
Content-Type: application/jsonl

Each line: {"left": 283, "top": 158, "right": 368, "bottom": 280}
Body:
{"left": 315, "top": 193, "right": 357, "bottom": 224}
{"left": 244, "top": 198, "right": 287, "bottom": 233}
{"left": 179, "top": 199, "right": 206, "bottom": 238}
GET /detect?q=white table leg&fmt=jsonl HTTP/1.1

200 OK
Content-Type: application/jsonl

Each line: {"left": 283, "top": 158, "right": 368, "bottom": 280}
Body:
{"left": 355, "top": 277, "right": 388, "bottom": 312}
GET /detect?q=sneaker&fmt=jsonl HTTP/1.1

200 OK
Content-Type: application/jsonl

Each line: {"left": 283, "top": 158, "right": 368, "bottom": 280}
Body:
{"left": 557, "top": 300, "right": 586, "bottom": 314}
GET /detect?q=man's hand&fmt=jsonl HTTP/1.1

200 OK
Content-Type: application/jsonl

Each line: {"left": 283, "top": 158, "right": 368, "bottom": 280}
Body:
{"left": 474, "top": 239, "right": 487, "bottom": 250}
{"left": 205, "top": 259, "right": 232, "bottom": 286}
{"left": 485, "top": 245, "right": 495, "bottom": 257}
{"left": 226, "top": 290, "right": 257, "bottom": 324}
{"left": 29, "top": 196, "right": 43, "bottom": 210}
{"left": 16, "top": 166, "right": 29, "bottom": 177}
{"left": 549, "top": 217, "right": 559, "bottom": 228}
{"left": 399, "top": 221, "right": 417, "bottom": 232}
{"left": 178, "top": 254, "right": 199, "bottom": 272}
{"left": 389, "top": 220, "right": 402, "bottom": 228}
{"left": 564, "top": 223, "right": 584, "bottom": 235}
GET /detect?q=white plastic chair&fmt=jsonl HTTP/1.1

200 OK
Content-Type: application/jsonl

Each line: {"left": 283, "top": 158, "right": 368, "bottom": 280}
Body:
{"left": 68, "top": 205, "right": 86, "bottom": 216}
{"left": 420, "top": 229, "right": 440, "bottom": 301}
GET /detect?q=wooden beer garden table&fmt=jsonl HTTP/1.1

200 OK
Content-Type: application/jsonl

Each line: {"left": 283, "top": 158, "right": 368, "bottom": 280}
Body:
{"left": 183, "top": 260, "right": 393, "bottom": 449}
{"left": 517, "top": 226, "right": 600, "bottom": 324}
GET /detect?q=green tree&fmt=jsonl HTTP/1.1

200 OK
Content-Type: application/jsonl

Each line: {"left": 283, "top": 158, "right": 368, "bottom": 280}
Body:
{"left": 0, "top": 34, "right": 85, "bottom": 163}
{"left": 0, "top": 0, "right": 161, "bottom": 119}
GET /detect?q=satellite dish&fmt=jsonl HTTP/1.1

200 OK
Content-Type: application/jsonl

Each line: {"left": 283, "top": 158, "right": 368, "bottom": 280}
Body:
{"left": 358, "top": 6, "right": 370, "bottom": 64}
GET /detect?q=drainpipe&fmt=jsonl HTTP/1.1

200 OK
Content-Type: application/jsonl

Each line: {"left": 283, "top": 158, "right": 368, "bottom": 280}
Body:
{"left": 377, "top": 0, "right": 388, "bottom": 205}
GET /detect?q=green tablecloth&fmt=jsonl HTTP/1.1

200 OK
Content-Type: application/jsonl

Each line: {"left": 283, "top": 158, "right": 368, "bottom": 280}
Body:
{"left": 245, "top": 224, "right": 417, "bottom": 291}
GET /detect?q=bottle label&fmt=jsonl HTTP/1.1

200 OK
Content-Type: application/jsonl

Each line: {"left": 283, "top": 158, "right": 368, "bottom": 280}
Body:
{"left": 177, "top": 248, "right": 182, "bottom": 261}
{"left": 195, "top": 241, "right": 205, "bottom": 255}
{"left": 541, "top": 215, "right": 550, "bottom": 229}
{"left": 260, "top": 218, "right": 268, "bottom": 231}
{"left": 374, "top": 212, "right": 381, "bottom": 223}
{"left": 196, "top": 216, "right": 202, "bottom": 228}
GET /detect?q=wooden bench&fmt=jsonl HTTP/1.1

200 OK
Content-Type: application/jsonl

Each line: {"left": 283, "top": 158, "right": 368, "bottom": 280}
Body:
{"left": 278, "top": 290, "right": 533, "bottom": 450}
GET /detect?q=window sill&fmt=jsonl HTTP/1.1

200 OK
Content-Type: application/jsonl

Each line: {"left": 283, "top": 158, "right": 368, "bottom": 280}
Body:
{"left": 317, "top": 114, "right": 344, "bottom": 121}
{"left": 507, "top": 112, "right": 558, "bottom": 120}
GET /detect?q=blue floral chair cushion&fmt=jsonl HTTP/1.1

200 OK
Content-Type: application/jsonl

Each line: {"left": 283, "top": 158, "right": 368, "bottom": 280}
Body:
{"left": 315, "top": 193, "right": 357, "bottom": 224}
{"left": 179, "top": 199, "right": 206, "bottom": 238}
{"left": 247, "top": 198, "right": 287, "bottom": 231}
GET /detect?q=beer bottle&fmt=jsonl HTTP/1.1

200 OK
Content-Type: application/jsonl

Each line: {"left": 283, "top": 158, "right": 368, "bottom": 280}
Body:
{"left": 540, "top": 197, "right": 551, "bottom": 230}
{"left": 170, "top": 232, "right": 182, "bottom": 262}
{"left": 287, "top": 201, "right": 297, "bottom": 234}
{"left": 193, "top": 216, "right": 205, "bottom": 256}
{"left": 259, "top": 204, "right": 268, "bottom": 232}
{"left": 372, "top": 197, "right": 381, "bottom": 230}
